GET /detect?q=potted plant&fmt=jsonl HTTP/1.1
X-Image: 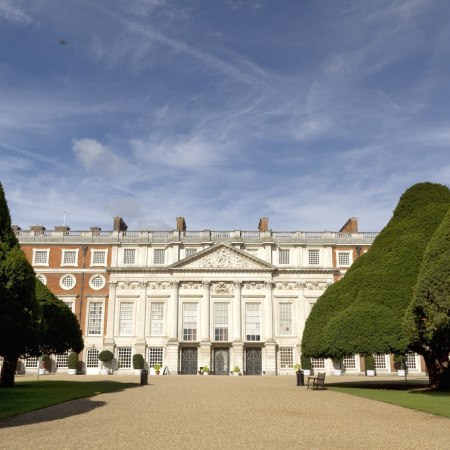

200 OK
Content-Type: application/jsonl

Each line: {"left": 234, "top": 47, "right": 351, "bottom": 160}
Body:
{"left": 394, "top": 354, "right": 407, "bottom": 377}
{"left": 201, "top": 366, "right": 210, "bottom": 375}
{"left": 132, "top": 353, "right": 144, "bottom": 375}
{"left": 232, "top": 365, "right": 240, "bottom": 376}
{"left": 98, "top": 350, "right": 114, "bottom": 374}
{"left": 365, "top": 354, "right": 376, "bottom": 376}
{"left": 301, "top": 354, "right": 311, "bottom": 376}
{"left": 153, "top": 363, "right": 161, "bottom": 375}
{"left": 293, "top": 363, "right": 301, "bottom": 373}
{"left": 68, "top": 352, "right": 78, "bottom": 375}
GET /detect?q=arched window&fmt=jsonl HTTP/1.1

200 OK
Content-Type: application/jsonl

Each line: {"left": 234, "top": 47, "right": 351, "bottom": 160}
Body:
{"left": 86, "top": 348, "right": 99, "bottom": 368}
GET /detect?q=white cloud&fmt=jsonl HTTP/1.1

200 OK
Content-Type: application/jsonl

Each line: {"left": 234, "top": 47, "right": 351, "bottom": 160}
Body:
{"left": 0, "top": 0, "right": 34, "bottom": 25}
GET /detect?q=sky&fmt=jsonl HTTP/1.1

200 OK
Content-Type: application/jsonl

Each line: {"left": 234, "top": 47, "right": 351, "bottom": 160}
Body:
{"left": 1, "top": 0, "right": 450, "bottom": 232}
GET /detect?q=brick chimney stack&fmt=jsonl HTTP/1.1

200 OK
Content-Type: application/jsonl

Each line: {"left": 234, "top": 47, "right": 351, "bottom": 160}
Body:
{"left": 113, "top": 216, "right": 128, "bottom": 232}
{"left": 176, "top": 217, "right": 187, "bottom": 232}
{"left": 339, "top": 217, "right": 358, "bottom": 233}
{"left": 54, "top": 225, "right": 70, "bottom": 232}
{"left": 258, "top": 217, "right": 269, "bottom": 232}
{"left": 30, "top": 225, "right": 46, "bottom": 234}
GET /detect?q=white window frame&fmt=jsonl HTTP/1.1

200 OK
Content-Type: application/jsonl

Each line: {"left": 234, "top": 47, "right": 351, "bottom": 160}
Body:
{"left": 185, "top": 248, "right": 197, "bottom": 258}
{"left": 150, "top": 302, "right": 165, "bottom": 336}
{"left": 61, "top": 249, "right": 79, "bottom": 267}
{"left": 89, "top": 274, "right": 106, "bottom": 290}
{"left": 308, "top": 249, "right": 320, "bottom": 266}
{"left": 182, "top": 303, "right": 198, "bottom": 341}
{"left": 86, "top": 347, "right": 99, "bottom": 368}
{"left": 87, "top": 301, "right": 104, "bottom": 336}
{"left": 123, "top": 248, "right": 137, "bottom": 265}
{"left": 56, "top": 351, "right": 69, "bottom": 368}
{"left": 337, "top": 251, "right": 352, "bottom": 267}
{"left": 25, "top": 356, "right": 39, "bottom": 368}
{"left": 374, "top": 354, "right": 387, "bottom": 369}
{"left": 279, "top": 347, "right": 294, "bottom": 369}
{"left": 279, "top": 302, "right": 292, "bottom": 336}
{"left": 153, "top": 249, "right": 165, "bottom": 265}
{"left": 245, "top": 303, "right": 261, "bottom": 342}
{"left": 406, "top": 352, "right": 417, "bottom": 370}
{"left": 148, "top": 347, "right": 164, "bottom": 367}
{"left": 60, "top": 274, "right": 77, "bottom": 290}
{"left": 91, "top": 249, "right": 108, "bottom": 267}
{"left": 278, "top": 249, "right": 290, "bottom": 265}
{"left": 311, "top": 357, "right": 325, "bottom": 369}
{"left": 117, "top": 347, "right": 132, "bottom": 369}
{"left": 119, "top": 302, "right": 134, "bottom": 336}
{"left": 343, "top": 355, "right": 356, "bottom": 369}
{"left": 214, "top": 302, "right": 229, "bottom": 342}
{"left": 32, "top": 249, "right": 50, "bottom": 266}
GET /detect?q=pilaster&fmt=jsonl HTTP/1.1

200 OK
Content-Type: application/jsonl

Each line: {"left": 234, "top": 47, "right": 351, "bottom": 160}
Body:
{"left": 265, "top": 339, "right": 277, "bottom": 375}
{"left": 233, "top": 281, "right": 242, "bottom": 341}
{"left": 201, "top": 280, "right": 211, "bottom": 341}
{"left": 104, "top": 281, "right": 117, "bottom": 348}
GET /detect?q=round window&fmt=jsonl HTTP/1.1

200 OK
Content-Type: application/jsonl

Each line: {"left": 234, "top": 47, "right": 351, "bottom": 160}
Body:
{"left": 89, "top": 274, "right": 106, "bottom": 290}
{"left": 60, "top": 274, "right": 76, "bottom": 290}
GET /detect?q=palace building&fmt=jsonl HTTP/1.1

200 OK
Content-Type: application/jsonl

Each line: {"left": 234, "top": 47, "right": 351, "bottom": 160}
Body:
{"left": 14, "top": 216, "right": 425, "bottom": 376}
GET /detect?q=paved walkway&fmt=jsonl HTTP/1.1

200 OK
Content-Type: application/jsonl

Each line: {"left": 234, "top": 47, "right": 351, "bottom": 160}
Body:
{"left": 0, "top": 375, "right": 449, "bottom": 449}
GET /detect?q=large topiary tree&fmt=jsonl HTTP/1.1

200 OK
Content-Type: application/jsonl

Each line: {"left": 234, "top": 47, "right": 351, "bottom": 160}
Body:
{"left": 302, "top": 183, "right": 450, "bottom": 389}
{"left": 404, "top": 206, "right": 450, "bottom": 390}
{"left": 0, "top": 182, "right": 42, "bottom": 387}
{"left": 35, "top": 280, "right": 84, "bottom": 355}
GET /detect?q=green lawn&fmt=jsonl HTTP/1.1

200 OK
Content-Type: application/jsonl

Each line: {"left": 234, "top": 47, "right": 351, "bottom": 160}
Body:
{"left": 0, "top": 380, "right": 137, "bottom": 419}
{"left": 329, "top": 381, "right": 450, "bottom": 418}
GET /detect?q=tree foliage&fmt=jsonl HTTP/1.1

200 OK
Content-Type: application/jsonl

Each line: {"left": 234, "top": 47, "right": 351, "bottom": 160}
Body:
{"left": 0, "top": 182, "right": 42, "bottom": 386}
{"left": 302, "top": 183, "right": 450, "bottom": 374}
{"left": 35, "top": 280, "right": 84, "bottom": 355}
{"left": 404, "top": 205, "right": 450, "bottom": 389}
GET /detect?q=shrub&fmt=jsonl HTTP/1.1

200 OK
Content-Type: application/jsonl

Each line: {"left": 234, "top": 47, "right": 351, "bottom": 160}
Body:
{"left": 300, "top": 354, "right": 311, "bottom": 370}
{"left": 365, "top": 354, "right": 375, "bottom": 371}
{"left": 232, "top": 365, "right": 240, "bottom": 372}
{"left": 153, "top": 363, "right": 161, "bottom": 371}
{"left": 41, "top": 354, "right": 50, "bottom": 362}
{"left": 98, "top": 350, "right": 114, "bottom": 362}
{"left": 132, "top": 353, "right": 144, "bottom": 370}
{"left": 68, "top": 352, "right": 78, "bottom": 370}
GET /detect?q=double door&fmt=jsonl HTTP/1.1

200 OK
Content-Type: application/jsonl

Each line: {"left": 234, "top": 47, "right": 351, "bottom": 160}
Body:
{"left": 246, "top": 348, "right": 262, "bottom": 375}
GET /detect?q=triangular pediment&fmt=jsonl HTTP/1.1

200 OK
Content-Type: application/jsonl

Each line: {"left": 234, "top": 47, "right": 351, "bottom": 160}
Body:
{"left": 169, "top": 244, "right": 275, "bottom": 271}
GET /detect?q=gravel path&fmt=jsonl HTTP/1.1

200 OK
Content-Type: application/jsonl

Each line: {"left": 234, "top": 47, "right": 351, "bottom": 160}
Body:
{"left": 0, "top": 375, "right": 449, "bottom": 449}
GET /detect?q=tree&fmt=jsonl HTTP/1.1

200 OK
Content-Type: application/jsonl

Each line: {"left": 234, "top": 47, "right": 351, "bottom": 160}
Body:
{"left": 404, "top": 206, "right": 450, "bottom": 390}
{"left": 35, "top": 280, "right": 84, "bottom": 355}
{"left": 0, "top": 183, "right": 42, "bottom": 387}
{"left": 301, "top": 183, "right": 450, "bottom": 389}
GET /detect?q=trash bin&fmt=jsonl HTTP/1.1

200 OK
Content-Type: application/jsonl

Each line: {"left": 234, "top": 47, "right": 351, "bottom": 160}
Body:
{"left": 296, "top": 370, "right": 304, "bottom": 386}
{"left": 140, "top": 369, "right": 148, "bottom": 385}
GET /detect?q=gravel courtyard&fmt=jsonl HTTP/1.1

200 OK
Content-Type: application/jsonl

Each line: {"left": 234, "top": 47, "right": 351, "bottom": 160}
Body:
{"left": 0, "top": 374, "right": 449, "bottom": 449}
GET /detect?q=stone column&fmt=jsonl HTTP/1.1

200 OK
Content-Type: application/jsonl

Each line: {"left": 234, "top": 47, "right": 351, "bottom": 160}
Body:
{"left": 104, "top": 281, "right": 117, "bottom": 349}
{"left": 134, "top": 281, "right": 147, "bottom": 355}
{"left": 232, "top": 281, "right": 242, "bottom": 341}
{"left": 264, "top": 281, "right": 277, "bottom": 375}
{"left": 166, "top": 281, "right": 180, "bottom": 375}
{"left": 201, "top": 280, "right": 211, "bottom": 341}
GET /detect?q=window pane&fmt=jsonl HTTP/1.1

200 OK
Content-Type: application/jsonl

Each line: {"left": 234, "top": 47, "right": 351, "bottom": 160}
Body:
{"left": 118, "top": 347, "right": 132, "bottom": 368}
{"left": 86, "top": 348, "right": 99, "bottom": 368}
{"left": 214, "top": 303, "right": 229, "bottom": 341}
{"left": 92, "top": 251, "right": 106, "bottom": 265}
{"left": 406, "top": 352, "right": 417, "bottom": 369}
{"left": 280, "top": 348, "right": 293, "bottom": 368}
{"left": 308, "top": 250, "right": 320, "bottom": 265}
{"left": 338, "top": 252, "right": 350, "bottom": 266}
{"left": 150, "top": 303, "right": 164, "bottom": 336}
{"left": 311, "top": 357, "right": 325, "bottom": 369}
{"left": 374, "top": 354, "right": 386, "bottom": 369}
{"left": 119, "top": 302, "right": 134, "bottom": 336}
{"left": 279, "top": 249, "right": 289, "bottom": 264}
{"left": 279, "top": 303, "right": 292, "bottom": 335}
{"left": 183, "top": 303, "right": 197, "bottom": 341}
{"left": 123, "top": 249, "right": 136, "bottom": 265}
{"left": 343, "top": 355, "right": 356, "bottom": 369}
{"left": 246, "top": 303, "right": 260, "bottom": 341}
{"left": 185, "top": 249, "right": 197, "bottom": 257}
{"left": 56, "top": 351, "right": 69, "bottom": 368}
{"left": 88, "top": 302, "right": 103, "bottom": 335}
{"left": 63, "top": 251, "right": 77, "bottom": 265}
{"left": 153, "top": 249, "right": 165, "bottom": 264}
{"left": 148, "top": 347, "right": 164, "bottom": 367}
{"left": 34, "top": 250, "right": 48, "bottom": 264}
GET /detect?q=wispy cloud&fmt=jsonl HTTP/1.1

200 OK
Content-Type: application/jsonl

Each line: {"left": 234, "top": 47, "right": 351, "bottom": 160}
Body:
{"left": 0, "top": 0, "right": 34, "bottom": 25}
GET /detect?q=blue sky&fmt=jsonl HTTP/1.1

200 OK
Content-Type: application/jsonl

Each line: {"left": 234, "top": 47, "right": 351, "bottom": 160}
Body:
{"left": 1, "top": 0, "right": 450, "bottom": 232}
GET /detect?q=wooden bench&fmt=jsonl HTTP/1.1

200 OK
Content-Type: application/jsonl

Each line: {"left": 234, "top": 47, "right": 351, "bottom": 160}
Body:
{"left": 307, "top": 372, "right": 326, "bottom": 390}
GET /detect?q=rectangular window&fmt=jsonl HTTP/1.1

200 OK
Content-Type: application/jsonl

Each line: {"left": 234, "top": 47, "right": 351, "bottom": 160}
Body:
{"left": 91, "top": 250, "right": 107, "bottom": 266}
{"left": 150, "top": 303, "right": 164, "bottom": 336}
{"left": 280, "top": 348, "right": 294, "bottom": 369}
{"left": 87, "top": 302, "right": 103, "bottom": 335}
{"left": 148, "top": 348, "right": 164, "bottom": 367}
{"left": 185, "top": 248, "right": 197, "bottom": 258}
{"left": 245, "top": 303, "right": 261, "bottom": 341}
{"left": 117, "top": 347, "right": 132, "bottom": 369}
{"left": 62, "top": 250, "right": 77, "bottom": 266}
{"left": 153, "top": 249, "right": 165, "bottom": 264}
{"left": 343, "top": 355, "right": 356, "bottom": 369}
{"left": 25, "top": 356, "right": 39, "bottom": 368}
{"left": 182, "top": 303, "right": 198, "bottom": 341}
{"left": 33, "top": 249, "right": 49, "bottom": 265}
{"left": 56, "top": 351, "right": 69, "bottom": 368}
{"left": 406, "top": 352, "right": 417, "bottom": 369}
{"left": 119, "top": 302, "right": 134, "bottom": 336}
{"left": 279, "top": 303, "right": 292, "bottom": 335}
{"left": 337, "top": 252, "right": 351, "bottom": 267}
{"left": 311, "top": 357, "right": 325, "bottom": 369}
{"left": 374, "top": 354, "right": 387, "bottom": 369}
{"left": 63, "top": 301, "right": 75, "bottom": 313}
{"left": 123, "top": 249, "right": 136, "bottom": 265}
{"left": 279, "top": 249, "right": 290, "bottom": 264}
{"left": 308, "top": 249, "right": 320, "bottom": 265}
{"left": 214, "top": 303, "right": 229, "bottom": 341}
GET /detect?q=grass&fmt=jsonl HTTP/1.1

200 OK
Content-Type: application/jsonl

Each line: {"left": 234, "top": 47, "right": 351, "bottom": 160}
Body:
{"left": 0, "top": 379, "right": 137, "bottom": 419}
{"left": 328, "top": 380, "right": 450, "bottom": 418}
